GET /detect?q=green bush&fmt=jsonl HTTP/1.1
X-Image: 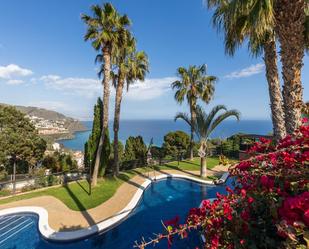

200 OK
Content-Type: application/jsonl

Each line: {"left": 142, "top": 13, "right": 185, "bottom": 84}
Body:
{"left": 122, "top": 136, "right": 147, "bottom": 169}
{"left": 162, "top": 131, "right": 190, "bottom": 159}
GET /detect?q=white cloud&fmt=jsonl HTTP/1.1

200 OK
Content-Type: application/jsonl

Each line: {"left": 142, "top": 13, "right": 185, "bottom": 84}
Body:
{"left": 6, "top": 79, "right": 24, "bottom": 85}
{"left": 124, "top": 77, "right": 177, "bottom": 101}
{"left": 38, "top": 74, "right": 101, "bottom": 98}
{"left": 37, "top": 74, "right": 176, "bottom": 100}
{"left": 0, "top": 62, "right": 176, "bottom": 100}
{"left": 224, "top": 63, "right": 264, "bottom": 79}
{"left": 0, "top": 64, "right": 33, "bottom": 79}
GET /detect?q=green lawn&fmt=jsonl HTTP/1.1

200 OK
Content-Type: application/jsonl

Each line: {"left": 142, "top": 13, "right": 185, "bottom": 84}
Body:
{"left": 0, "top": 177, "right": 124, "bottom": 210}
{"left": 160, "top": 157, "right": 219, "bottom": 171}
{"left": 0, "top": 157, "right": 225, "bottom": 211}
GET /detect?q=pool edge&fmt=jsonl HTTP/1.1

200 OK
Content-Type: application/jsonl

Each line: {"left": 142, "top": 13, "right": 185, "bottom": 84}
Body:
{"left": 0, "top": 173, "right": 228, "bottom": 242}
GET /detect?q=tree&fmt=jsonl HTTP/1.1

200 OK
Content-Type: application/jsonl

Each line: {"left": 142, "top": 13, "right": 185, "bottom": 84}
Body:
{"left": 84, "top": 98, "right": 111, "bottom": 177}
{"left": 175, "top": 105, "right": 240, "bottom": 177}
{"left": 171, "top": 65, "right": 217, "bottom": 161}
{"left": 150, "top": 146, "right": 165, "bottom": 165}
{"left": 207, "top": 0, "right": 308, "bottom": 134}
{"left": 112, "top": 30, "right": 149, "bottom": 176}
{"left": 82, "top": 3, "right": 130, "bottom": 186}
{"left": 207, "top": 0, "right": 286, "bottom": 142}
{"left": 275, "top": 0, "right": 307, "bottom": 134}
{"left": 123, "top": 136, "right": 147, "bottom": 169}
{"left": 162, "top": 131, "right": 190, "bottom": 159}
{"left": 110, "top": 140, "right": 124, "bottom": 172}
{"left": 0, "top": 106, "right": 46, "bottom": 174}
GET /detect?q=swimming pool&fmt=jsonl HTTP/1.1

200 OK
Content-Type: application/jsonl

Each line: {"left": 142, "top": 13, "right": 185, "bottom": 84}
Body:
{"left": 0, "top": 177, "right": 232, "bottom": 249}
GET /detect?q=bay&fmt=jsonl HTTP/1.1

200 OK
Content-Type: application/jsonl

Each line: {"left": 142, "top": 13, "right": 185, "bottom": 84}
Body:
{"left": 59, "top": 119, "right": 272, "bottom": 151}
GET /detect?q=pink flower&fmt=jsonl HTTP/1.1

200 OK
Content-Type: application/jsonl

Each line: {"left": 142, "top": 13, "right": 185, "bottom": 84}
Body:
{"left": 248, "top": 197, "right": 254, "bottom": 204}
{"left": 260, "top": 175, "right": 268, "bottom": 188}
{"left": 240, "top": 210, "right": 250, "bottom": 221}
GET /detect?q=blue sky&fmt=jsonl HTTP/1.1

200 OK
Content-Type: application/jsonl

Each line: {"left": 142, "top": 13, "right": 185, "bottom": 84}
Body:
{"left": 0, "top": 0, "right": 308, "bottom": 120}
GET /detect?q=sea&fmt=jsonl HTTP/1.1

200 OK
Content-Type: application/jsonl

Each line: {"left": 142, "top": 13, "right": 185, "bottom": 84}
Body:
{"left": 59, "top": 119, "right": 273, "bottom": 151}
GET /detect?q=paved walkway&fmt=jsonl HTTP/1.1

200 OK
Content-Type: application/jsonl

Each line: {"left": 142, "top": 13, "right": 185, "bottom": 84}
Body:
{"left": 0, "top": 165, "right": 228, "bottom": 231}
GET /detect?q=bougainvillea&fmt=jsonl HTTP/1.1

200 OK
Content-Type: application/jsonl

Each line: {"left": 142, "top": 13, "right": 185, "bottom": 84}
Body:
{"left": 135, "top": 123, "right": 309, "bottom": 249}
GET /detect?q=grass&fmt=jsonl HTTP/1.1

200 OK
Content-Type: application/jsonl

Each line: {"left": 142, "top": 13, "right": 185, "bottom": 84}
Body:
{"left": 160, "top": 157, "right": 219, "bottom": 171}
{"left": 0, "top": 177, "right": 124, "bottom": 210}
{"left": 0, "top": 157, "right": 228, "bottom": 211}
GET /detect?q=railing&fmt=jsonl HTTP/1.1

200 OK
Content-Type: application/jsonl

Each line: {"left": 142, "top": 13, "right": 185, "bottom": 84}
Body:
{"left": 0, "top": 170, "right": 88, "bottom": 195}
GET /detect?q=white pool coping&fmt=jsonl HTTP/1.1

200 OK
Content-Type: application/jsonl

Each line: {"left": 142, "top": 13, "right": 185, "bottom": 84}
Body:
{"left": 0, "top": 173, "right": 228, "bottom": 242}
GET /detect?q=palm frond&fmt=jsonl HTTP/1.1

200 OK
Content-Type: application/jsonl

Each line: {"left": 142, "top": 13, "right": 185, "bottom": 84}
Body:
{"left": 208, "top": 109, "right": 240, "bottom": 137}
{"left": 174, "top": 112, "right": 192, "bottom": 128}
{"left": 193, "top": 104, "right": 241, "bottom": 141}
{"left": 204, "top": 105, "right": 227, "bottom": 131}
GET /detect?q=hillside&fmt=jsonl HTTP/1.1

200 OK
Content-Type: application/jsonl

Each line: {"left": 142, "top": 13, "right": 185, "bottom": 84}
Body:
{"left": 0, "top": 103, "right": 87, "bottom": 133}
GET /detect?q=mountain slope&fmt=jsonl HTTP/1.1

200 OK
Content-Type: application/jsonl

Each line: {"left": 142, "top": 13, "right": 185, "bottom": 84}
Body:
{"left": 0, "top": 103, "right": 86, "bottom": 132}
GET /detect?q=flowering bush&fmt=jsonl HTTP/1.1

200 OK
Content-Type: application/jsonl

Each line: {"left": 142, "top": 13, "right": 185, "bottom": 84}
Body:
{"left": 135, "top": 123, "right": 309, "bottom": 249}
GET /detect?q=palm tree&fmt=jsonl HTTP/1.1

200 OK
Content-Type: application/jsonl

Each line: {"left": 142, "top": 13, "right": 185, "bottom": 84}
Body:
{"left": 175, "top": 105, "right": 240, "bottom": 177}
{"left": 171, "top": 65, "right": 217, "bottom": 161}
{"left": 207, "top": 0, "right": 308, "bottom": 135}
{"left": 82, "top": 3, "right": 130, "bottom": 186}
{"left": 275, "top": 0, "right": 307, "bottom": 134}
{"left": 207, "top": 0, "right": 286, "bottom": 142}
{"left": 112, "top": 32, "right": 149, "bottom": 176}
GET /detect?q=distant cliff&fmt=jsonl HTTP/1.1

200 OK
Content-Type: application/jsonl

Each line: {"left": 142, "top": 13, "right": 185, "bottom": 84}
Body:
{"left": 0, "top": 103, "right": 87, "bottom": 133}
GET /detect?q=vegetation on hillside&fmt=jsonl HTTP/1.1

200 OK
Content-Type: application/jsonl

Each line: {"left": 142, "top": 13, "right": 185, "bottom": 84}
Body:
{"left": 0, "top": 106, "right": 46, "bottom": 176}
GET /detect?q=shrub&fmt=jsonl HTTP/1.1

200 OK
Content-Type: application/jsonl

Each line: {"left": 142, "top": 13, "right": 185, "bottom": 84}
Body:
{"left": 21, "top": 184, "right": 36, "bottom": 192}
{"left": 122, "top": 136, "right": 147, "bottom": 169}
{"left": 136, "top": 122, "right": 309, "bottom": 249}
{"left": 162, "top": 131, "right": 190, "bottom": 159}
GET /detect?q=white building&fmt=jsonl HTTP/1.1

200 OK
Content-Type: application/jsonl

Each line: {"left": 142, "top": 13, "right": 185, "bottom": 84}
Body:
{"left": 52, "top": 142, "right": 61, "bottom": 151}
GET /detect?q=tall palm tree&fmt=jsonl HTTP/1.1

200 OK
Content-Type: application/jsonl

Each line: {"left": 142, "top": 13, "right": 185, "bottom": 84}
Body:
{"left": 171, "top": 65, "right": 217, "bottom": 161}
{"left": 275, "top": 0, "right": 307, "bottom": 134}
{"left": 207, "top": 0, "right": 286, "bottom": 142}
{"left": 82, "top": 3, "right": 130, "bottom": 186}
{"left": 207, "top": 0, "right": 308, "bottom": 134}
{"left": 175, "top": 105, "right": 240, "bottom": 177}
{"left": 112, "top": 32, "right": 149, "bottom": 176}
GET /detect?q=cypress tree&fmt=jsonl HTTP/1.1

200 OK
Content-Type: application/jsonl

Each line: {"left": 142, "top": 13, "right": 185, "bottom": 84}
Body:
{"left": 84, "top": 98, "right": 111, "bottom": 177}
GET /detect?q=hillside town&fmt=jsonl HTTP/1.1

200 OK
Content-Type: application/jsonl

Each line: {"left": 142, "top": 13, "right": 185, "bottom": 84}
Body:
{"left": 24, "top": 114, "right": 86, "bottom": 170}
{"left": 26, "top": 115, "right": 70, "bottom": 135}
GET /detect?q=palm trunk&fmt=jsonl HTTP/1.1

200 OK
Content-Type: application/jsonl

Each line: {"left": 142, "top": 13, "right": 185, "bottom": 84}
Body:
{"left": 113, "top": 75, "right": 125, "bottom": 176}
{"left": 200, "top": 156, "right": 207, "bottom": 178}
{"left": 92, "top": 46, "right": 111, "bottom": 186}
{"left": 263, "top": 38, "right": 286, "bottom": 142}
{"left": 199, "top": 140, "right": 207, "bottom": 178}
{"left": 275, "top": 0, "right": 305, "bottom": 134}
{"left": 189, "top": 103, "right": 196, "bottom": 161}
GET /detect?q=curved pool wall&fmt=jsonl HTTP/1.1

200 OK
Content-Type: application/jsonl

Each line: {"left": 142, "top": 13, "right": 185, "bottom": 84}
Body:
{"left": 0, "top": 174, "right": 233, "bottom": 249}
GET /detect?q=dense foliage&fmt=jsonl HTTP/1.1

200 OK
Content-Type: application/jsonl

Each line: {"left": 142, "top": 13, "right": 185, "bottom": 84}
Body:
{"left": 42, "top": 152, "right": 77, "bottom": 173}
{"left": 122, "top": 136, "right": 147, "bottom": 169}
{"left": 136, "top": 122, "right": 309, "bottom": 249}
{"left": 0, "top": 106, "right": 46, "bottom": 175}
{"left": 84, "top": 98, "right": 111, "bottom": 177}
{"left": 110, "top": 140, "right": 124, "bottom": 172}
{"left": 162, "top": 131, "right": 190, "bottom": 159}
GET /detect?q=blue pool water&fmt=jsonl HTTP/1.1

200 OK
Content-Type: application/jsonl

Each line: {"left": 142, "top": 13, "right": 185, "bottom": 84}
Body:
{"left": 0, "top": 178, "right": 233, "bottom": 249}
